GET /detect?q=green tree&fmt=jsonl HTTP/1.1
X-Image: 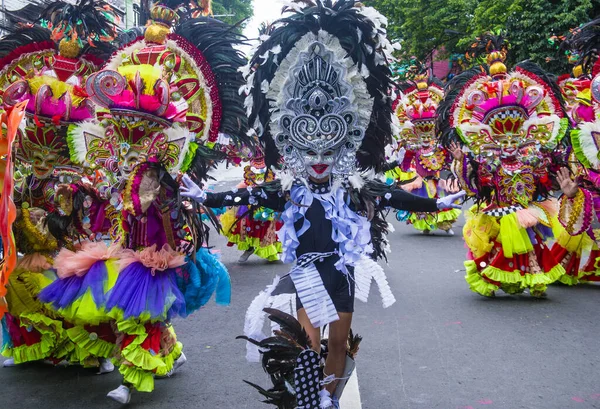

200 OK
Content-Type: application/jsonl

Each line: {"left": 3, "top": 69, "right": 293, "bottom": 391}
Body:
{"left": 212, "top": 0, "right": 254, "bottom": 29}
{"left": 366, "top": 0, "right": 599, "bottom": 74}
{"left": 506, "top": 0, "right": 596, "bottom": 74}
{"left": 365, "top": 0, "right": 473, "bottom": 60}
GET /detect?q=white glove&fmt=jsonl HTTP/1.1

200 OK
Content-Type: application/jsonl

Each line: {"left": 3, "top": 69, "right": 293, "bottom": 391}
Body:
{"left": 397, "top": 147, "right": 406, "bottom": 165}
{"left": 436, "top": 190, "right": 465, "bottom": 210}
{"left": 180, "top": 174, "right": 207, "bottom": 204}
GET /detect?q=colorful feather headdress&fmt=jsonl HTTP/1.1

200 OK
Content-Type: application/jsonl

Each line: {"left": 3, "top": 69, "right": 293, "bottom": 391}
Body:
{"left": 560, "top": 18, "right": 600, "bottom": 170}
{"left": 241, "top": 0, "right": 398, "bottom": 178}
{"left": 439, "top": 34, "right": 568, "bottom": 155}
{"left": 79, "top": 65, "right": 192, "bottom": 174}
{"left": 69, "top": 0, "right": 248, "bottom": 181}
{"left": 393, "top": 73, "right": 444, "bottom": 149}
{"left": 0, "top": 1, "right": 118, "bottom": 179}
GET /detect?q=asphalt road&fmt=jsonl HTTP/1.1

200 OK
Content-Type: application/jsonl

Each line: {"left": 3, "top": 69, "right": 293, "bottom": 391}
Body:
{"left": 1, "top": 198, "right": 600, "bottom": 409}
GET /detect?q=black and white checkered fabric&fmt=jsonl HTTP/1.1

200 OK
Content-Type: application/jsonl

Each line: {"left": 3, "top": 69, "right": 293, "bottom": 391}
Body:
{"left": 296, "top": 252, "right": 337, "bottom": 267}
{"left": 483, "top": 205, "right": 522, "bottom": 217}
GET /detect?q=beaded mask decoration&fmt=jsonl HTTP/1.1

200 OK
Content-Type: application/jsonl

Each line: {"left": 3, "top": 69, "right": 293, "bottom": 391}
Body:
{"left": 70, "top": 0, "right": 249, "bottom": 183}
{"left": 0, "top": 1, "right": 118, "bottom": 180}
{"left": 267, "top": 31, "right": 371, "bottom": 180}
{"left": 394, "top": 74, "right": 444, "bottom": 152}
{"left": 450, "top": 51, "right": 568, "bottom": 160}
{"left": 75, "top": 65, "right": 191, "bottom": 177}
{"left": 0, "top": 38, "right": 102, "bottom": 180}
{"left": 105, "top": 2, "right": 222, "bottom": 148}
{"left": 243, "top": 1, "right": 396, "bottom": 182}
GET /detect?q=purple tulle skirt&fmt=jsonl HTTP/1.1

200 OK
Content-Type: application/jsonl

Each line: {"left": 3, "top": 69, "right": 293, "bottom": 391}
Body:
{"left": 39, "top": 261, "right": 108, "bottom": 309}
{"left": 105, "top": 262, "right": 186, "bottom": 321}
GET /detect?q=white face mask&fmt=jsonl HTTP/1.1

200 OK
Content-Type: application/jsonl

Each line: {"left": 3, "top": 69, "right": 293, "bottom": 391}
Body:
{"left": 271, "top": 40, "right": 368, "bottom": 182}
{"left": 303, "top": 148, "right": 336, "bottom": 179}
{"left": 119, "top": 149, "right": 141, "bottom": 178}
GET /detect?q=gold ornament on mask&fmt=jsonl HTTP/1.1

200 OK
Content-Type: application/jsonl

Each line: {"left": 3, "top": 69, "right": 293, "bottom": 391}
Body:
{"left": 487, "top": 50, "right": 507, "bottom": 78}
{"left": 59, "top": 38, "right": 81, "bottom": 59}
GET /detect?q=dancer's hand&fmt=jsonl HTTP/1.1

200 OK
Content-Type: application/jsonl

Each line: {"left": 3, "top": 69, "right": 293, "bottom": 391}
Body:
{"left": 449, "top": 142, "right": 463, "bottom": 161}
{"left": 397, "top": 147, "right": 406, "bottom": 165}
{"left": 436, "top": 190, "right": 466, "bottom": 210}
{"left": 180, "top": 174, "right": 206, "bottom": 204}
{"left": 556, "top": 167, "right": 579, "bottom": 199}
{"left": 55, "top": 184, "right": 74, "bottom": 216}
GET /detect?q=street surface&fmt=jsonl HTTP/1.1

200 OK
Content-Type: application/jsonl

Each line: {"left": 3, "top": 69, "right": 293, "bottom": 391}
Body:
{"left": 1, "top": 168, "right": 599, "bottom": 409}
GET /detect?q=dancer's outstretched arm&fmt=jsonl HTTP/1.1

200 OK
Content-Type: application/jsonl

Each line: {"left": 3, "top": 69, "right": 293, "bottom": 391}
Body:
{"left": 381, "top": 188, "right": 465, "bottom": 212}
{"left": 180, "top": 174, "right": 286, "bottom": 211}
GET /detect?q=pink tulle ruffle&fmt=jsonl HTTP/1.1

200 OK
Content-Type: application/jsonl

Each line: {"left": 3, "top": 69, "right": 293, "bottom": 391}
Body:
{"left": 16, "top": 253, "right": 52, "bottom": 273}
{"left": 55, "top": 242, "right": 121, "bottom": 279}
{"left": 119, "top": 244, "right": 186, "bottom": 274}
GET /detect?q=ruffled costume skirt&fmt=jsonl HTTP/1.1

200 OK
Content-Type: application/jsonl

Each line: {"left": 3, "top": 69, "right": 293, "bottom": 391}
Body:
{"left": 38, "top": 242, "right": 120, "bottom": 366}
{"left": 384, "top": 167, "right": 418, "bottom": 187}
{"left": 2, "top": 254, "right": 72, "bottom": 364}
{"left": 463, "top": 203, "right": 564, "bottom": 296}
{"left": 550, "top": 220, "right": 600, "bottom": 285}
{"left": 105, "top": 244, "right": 231, "bottom": 392}
{"left": 396, "top": 178, "right": 461, "bottom": 232}
{"left": 220, "top": 206, "right": 282, "bottom": 261}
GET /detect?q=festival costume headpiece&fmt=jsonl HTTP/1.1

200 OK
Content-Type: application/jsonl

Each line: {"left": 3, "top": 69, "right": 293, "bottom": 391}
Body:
{"left": 69, "top": 0, "right": 249, "bottom": 181}
{"left": 561, "top": 18, "right": 600, "bottom": 170}
{"left": 394, "top": 72, "right": 444, "bottom": 150}
{"left": 242, "top": 0, "right": 397, "bottom": 182}
{"left": 0, "top": 1, "right": 117, "bottom": 179}
{"left": 439, "top": 33, "right": 568, "bottom": 156}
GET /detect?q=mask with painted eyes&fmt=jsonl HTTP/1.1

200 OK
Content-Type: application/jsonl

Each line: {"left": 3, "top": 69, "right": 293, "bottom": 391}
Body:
{"left": 269, "top": 40, "right": 369, "bottom": 181}
{"left": 119, "top": 147, "right": 141, "bottom": 177}
{"left": 496, "top": 135, "right": 524, "bottom": 159}
{"left": 303, "top": 148, "right": 336, "bottom": 179}
{"left": 31, "top": 151, "right": 59, "bottom": 179}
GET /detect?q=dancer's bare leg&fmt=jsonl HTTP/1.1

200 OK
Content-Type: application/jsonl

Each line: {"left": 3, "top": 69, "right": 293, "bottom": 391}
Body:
{"left": 323, "top": 312, "right": 352, "bottom": 394}
{"left": 297, "top": 308, "right": 321, "bottom": 353}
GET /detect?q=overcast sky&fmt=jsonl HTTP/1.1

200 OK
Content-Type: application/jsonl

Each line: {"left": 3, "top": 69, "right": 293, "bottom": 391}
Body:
{"left": 243, "top": 0, "right": 285, "bottom": 40}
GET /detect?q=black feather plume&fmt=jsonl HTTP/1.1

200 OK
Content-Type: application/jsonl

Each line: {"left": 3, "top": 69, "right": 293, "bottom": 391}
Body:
{"left": 465, "top": 31, "right": 509, "bottom": 62}
{"left": 0, "top": 26, "right": 55, "bottom": 69}
{"left": 37, "top": 0, "right": 119, "bottom": 47}
{"left": 562, "top": 18, "right": 600, "bottom": 75}
{"left": 173, "top": 17, "right": 252, "bottom": 159}
{"left": 436, "top": 67, "right": 485, "bottom": 148}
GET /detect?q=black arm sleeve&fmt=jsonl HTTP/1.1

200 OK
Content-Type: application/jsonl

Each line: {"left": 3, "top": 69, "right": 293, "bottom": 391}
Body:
{"left": 380, "top": 160, "right": 400, "bottom": 173}
{"left": 382, "top": 188, "right": 439, "bottom": 212}
{"left": 204, "top": 187, "right": 286, "bottom": 211}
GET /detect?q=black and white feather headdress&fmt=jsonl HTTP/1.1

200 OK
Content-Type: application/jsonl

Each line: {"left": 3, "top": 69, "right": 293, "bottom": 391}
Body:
{"left": 241, "top": 0, "right": 398, "bottom": 176}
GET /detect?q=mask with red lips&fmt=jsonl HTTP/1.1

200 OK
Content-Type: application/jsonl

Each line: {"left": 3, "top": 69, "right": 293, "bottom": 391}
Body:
{"left": 303, "top": 148, "right": 336, "bottom": 179}
{"left": 269, "top": 39, "right": 369, "bottom": 182}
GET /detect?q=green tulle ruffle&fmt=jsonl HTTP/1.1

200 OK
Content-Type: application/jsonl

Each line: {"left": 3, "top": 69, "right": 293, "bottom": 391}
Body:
{"left": 67, "top": 326, "right": 116, "bottom": 366}
{"left": 5, "top": 312, "right": 65, "bottom": 364}
{"left": 116, "top": 320, "right": 183, "bottom": 392}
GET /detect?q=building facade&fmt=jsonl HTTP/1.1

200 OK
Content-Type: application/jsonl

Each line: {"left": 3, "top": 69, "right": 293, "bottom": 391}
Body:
{"left": 0, "top": 0, "right": 141, "bottom": 35}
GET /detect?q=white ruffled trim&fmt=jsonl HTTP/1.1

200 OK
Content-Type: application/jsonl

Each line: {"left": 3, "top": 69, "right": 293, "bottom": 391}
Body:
{"left": 354, "top": 255, "right": 396, "bottom": 308}
{"left": 68, "top": 120, "right": 105, "bottom": 165}
{"left": 576, "top": 120, "right": 600, "bottom": 168}
{"left": 243, "top": 275, "right": 282, "bottom": 362}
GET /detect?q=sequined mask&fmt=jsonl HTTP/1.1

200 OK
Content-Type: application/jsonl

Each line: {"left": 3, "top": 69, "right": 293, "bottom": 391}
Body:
{"left": 272, "top": 39, "right": 366, "bottom": 180}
